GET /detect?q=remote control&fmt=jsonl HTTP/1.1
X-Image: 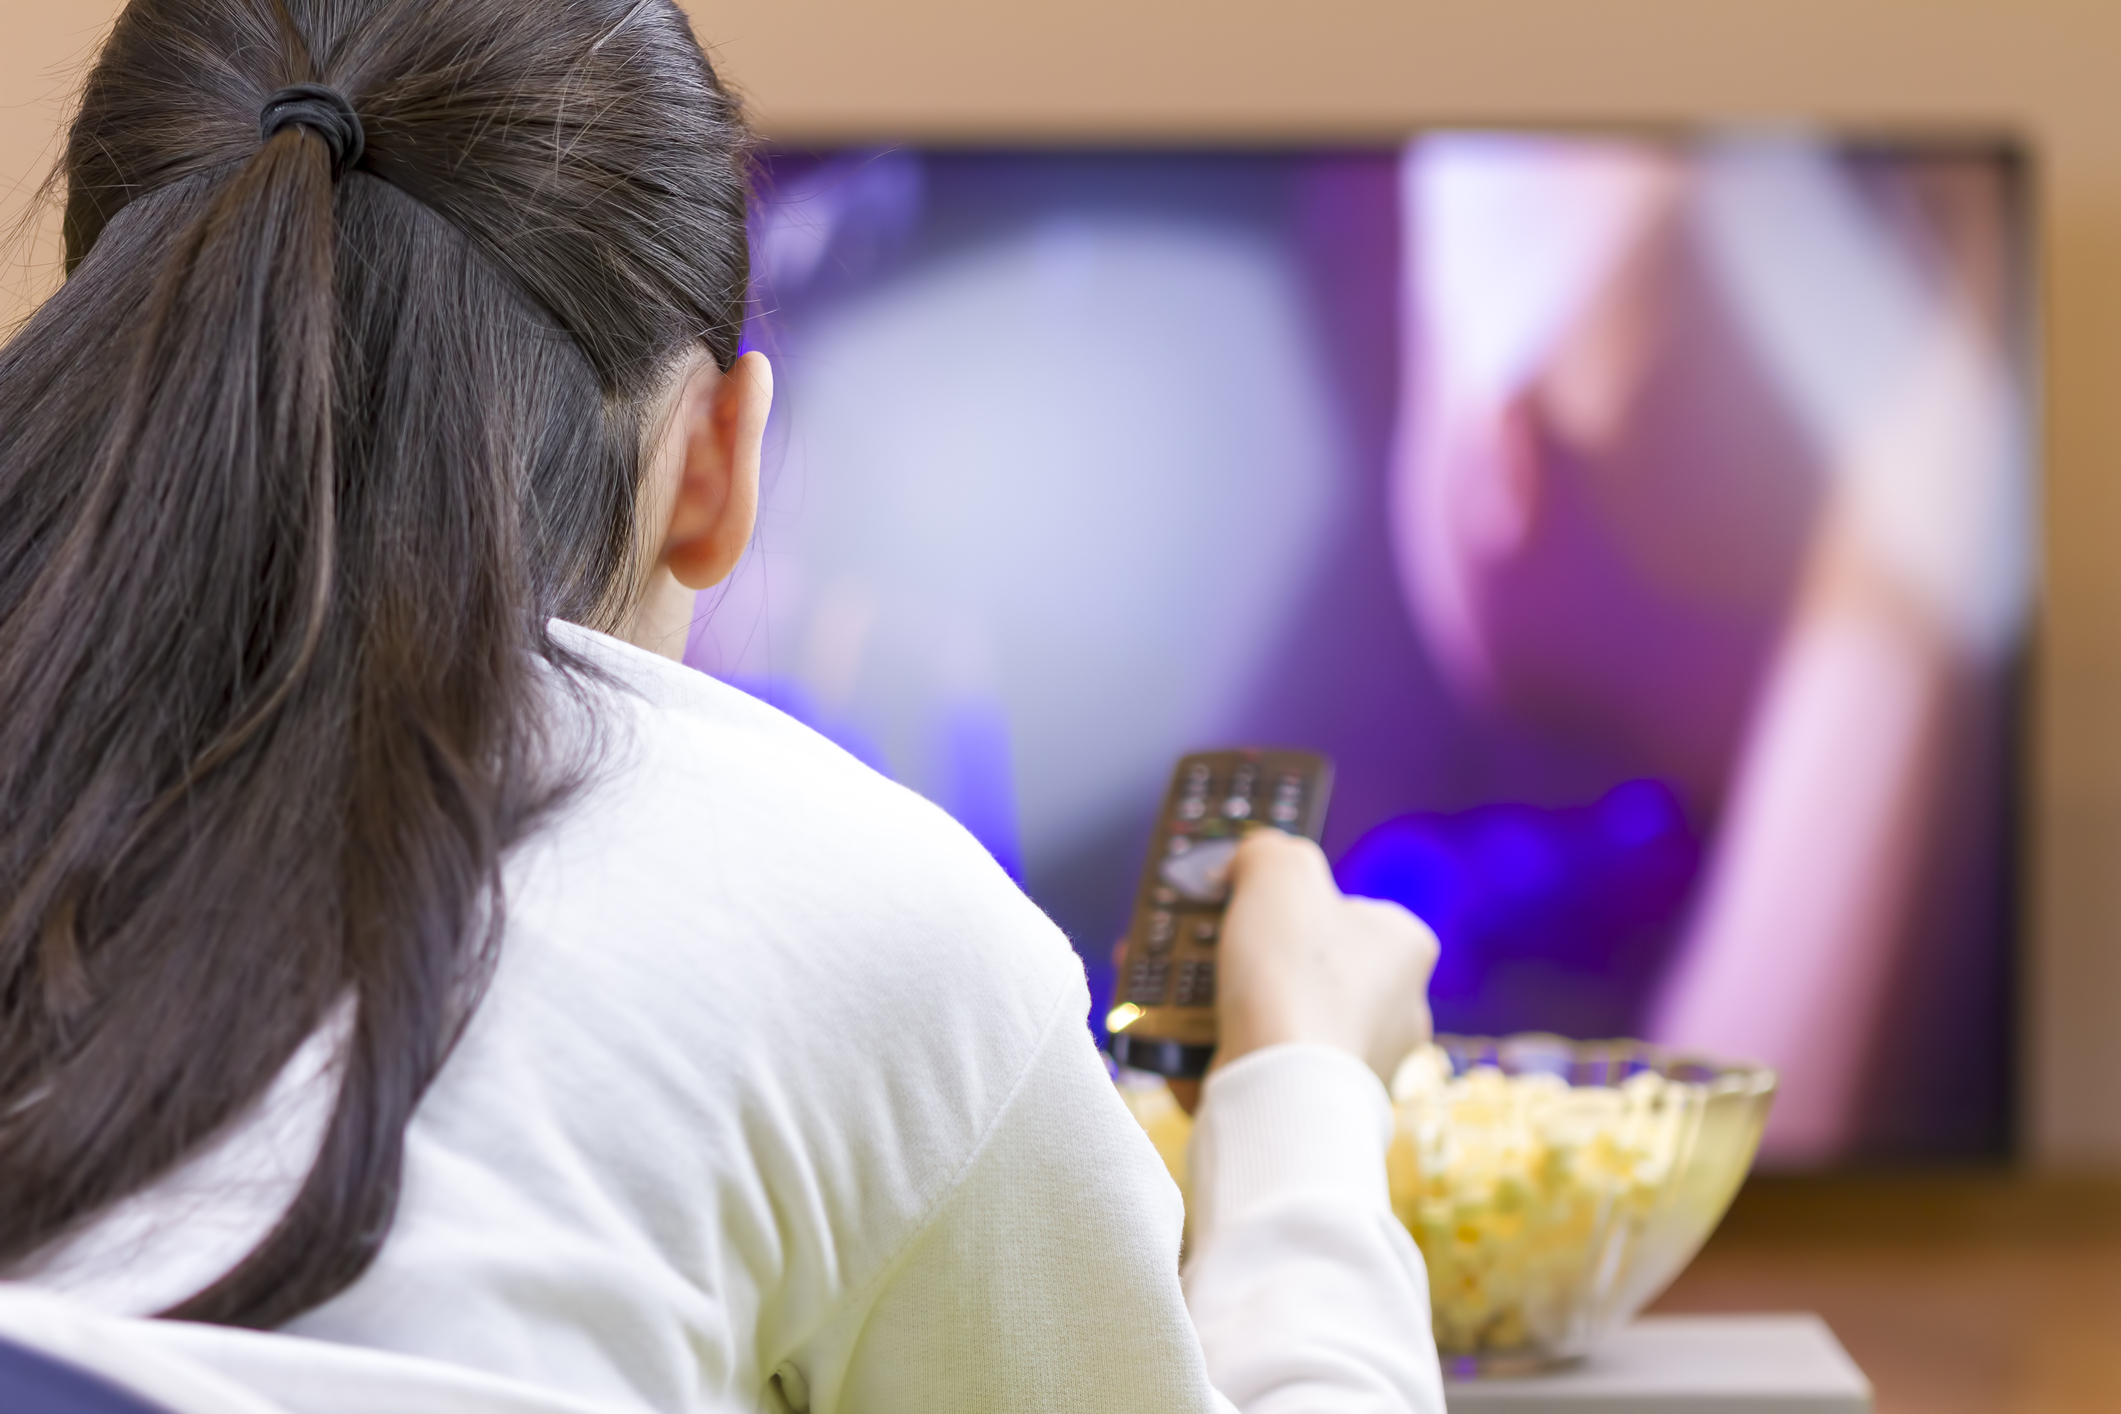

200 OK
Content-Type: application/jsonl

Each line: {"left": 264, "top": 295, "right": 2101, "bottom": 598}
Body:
{"left": 1106, "top": 748, "right": 1333, "bottom": 1079}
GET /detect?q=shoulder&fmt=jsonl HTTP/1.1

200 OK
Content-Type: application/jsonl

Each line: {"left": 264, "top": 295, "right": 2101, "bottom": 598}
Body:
{"left": 545, "top": 619, "right": 952, "bottom": 850}
{"left": 508, "top": 621, "right": 1087, "bottom": 1126}
{"left": 536, "top": 621, "right": 1058, "bottom": 976}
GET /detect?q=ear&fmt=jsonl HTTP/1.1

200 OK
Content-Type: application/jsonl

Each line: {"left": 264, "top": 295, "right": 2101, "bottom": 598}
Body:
{"left": 658, "top": 350, "right": 772, "bottom": 590}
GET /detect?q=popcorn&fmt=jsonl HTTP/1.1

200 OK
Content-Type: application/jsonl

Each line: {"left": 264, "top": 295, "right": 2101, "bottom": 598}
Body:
{"left": 1387, "top": 1047, "right": 1703, "bottom": 1357}
{"left": 1117, "top": 1042, "right": 1749, "bottom": 1364}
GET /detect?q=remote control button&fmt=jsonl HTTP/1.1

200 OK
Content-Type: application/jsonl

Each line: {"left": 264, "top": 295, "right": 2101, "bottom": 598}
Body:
{"left": 1176, "top": 763, "right": 1213, "bottom": 822}
{"left": 1222, "top": 795, "right": 1252, "bottom": 820}
{"left": 1269, "top": 773, "right": 1305, "bottom": 826}
{"left": 1193, "top": 918, "right": 1219, "bottom": 945}
{"left": 1152, "top": 887, "right": 1178, "bottom": 907}
{"left": 1128, "top": 959, "right": 1172, "bottom": 1004}
{"left": 1158, "top": 835, "right": 1240, "bottom": 902}
{"left": 1146, "top": 911, "right": 1176, "bottom": 953}
{"left": 1175, "top": 959, "right": 1217, "bottom": 1007}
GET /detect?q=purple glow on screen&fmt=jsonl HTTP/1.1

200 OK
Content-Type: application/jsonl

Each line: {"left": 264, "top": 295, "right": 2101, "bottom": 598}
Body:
{"left": 690, "top": 138, "right": 2029, "bottom": 1164}
{"left": 1338, "top": 780, "right": 1700, "bottom": 1041}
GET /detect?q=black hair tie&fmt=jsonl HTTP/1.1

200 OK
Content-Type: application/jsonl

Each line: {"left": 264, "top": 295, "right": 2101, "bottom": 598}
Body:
{"left": 259, "top": 84, "right": 365, "bottom": 179}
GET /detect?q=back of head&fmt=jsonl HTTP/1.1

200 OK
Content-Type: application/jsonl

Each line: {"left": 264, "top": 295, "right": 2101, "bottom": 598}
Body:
{"left": 0, "top": 0, "right": 749, "bottom": 1325}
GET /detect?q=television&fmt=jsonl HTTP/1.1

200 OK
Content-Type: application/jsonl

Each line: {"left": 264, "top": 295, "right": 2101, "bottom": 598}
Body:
{"left": 691, "top": 134, "right": 2032, "bottom": 1165}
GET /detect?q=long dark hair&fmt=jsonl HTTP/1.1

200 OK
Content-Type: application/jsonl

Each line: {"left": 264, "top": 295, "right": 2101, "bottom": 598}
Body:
{"left": 0, "top": 0, "right": 749, "bottom": 1326}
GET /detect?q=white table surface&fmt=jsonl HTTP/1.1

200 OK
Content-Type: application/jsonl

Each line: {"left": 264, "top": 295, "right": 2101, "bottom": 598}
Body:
{"left": 1442, "top": 1314, "right": 1872, "bottom": 1414}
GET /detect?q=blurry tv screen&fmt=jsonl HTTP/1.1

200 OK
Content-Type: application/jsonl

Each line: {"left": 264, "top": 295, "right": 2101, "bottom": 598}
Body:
{"left": 695, "top": 135, "right": 2032, "bottom": 1165}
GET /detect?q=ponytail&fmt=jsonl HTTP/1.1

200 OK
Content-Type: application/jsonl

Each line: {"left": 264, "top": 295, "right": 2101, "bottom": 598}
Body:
{"left": 0, "top": 0, "right": 750, "bottom": 1325}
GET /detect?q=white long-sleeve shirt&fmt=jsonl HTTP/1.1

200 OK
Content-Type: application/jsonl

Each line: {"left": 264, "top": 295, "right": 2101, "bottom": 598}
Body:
{"left": 2, "top": 622, "right": 1444, "bottom": 1414}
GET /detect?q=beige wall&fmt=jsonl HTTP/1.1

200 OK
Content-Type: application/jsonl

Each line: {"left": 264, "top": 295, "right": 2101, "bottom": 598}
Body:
{"left": 8, "top": 0, "right": 2121, "bottom": 1162}
{"left": 0, "top": 2, "right": 111, "bottom": 312}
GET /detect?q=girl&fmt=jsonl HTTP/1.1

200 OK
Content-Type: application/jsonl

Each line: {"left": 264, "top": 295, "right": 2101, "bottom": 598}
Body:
{"left": 0, "top": 2, "right": 1444, "bottom": 1410}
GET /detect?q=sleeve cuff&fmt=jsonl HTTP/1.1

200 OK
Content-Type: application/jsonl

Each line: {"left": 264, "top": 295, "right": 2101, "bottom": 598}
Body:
{"left": 1185, "top": 1044, "right": 1395, "bottom": 1248}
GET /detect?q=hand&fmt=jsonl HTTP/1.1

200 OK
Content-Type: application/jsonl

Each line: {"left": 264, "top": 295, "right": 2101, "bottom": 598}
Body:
{"left": 1214, "top": 829, "right": 1438, "bottom": 1084}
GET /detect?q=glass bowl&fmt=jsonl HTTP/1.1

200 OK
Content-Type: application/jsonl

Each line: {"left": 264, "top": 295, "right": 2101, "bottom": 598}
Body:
{"left": 1114, "top": 1032, "right": 1775, "bottom": 1378}
{"left": 1389, "top": 1033, "right": 1775, "bottom": 1375}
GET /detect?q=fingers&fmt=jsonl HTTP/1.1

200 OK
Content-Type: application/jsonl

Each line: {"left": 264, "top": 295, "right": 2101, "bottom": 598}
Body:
{"left": 1119, "top": 827, "right": 1442, "bottom": 1089}
{"left": 1348, "top": 896, "right": 1440, "bottom": 969}
{"left": 1342, "top": 898, "right": 1440, "bottom": 1078}
{"left": 1228, "top": 826, "right": 1333, "bottom": 890}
